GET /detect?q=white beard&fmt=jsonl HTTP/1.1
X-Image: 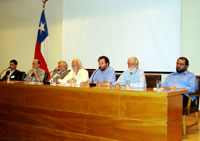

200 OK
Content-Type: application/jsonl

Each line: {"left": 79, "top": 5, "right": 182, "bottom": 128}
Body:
{"left": 128, "top": 67, "right": 137, "bottom": 74}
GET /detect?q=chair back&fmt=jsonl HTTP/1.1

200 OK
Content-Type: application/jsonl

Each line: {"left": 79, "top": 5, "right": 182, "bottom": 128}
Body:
{"left": 196, "top": 76, "right": 200, "bottom": 92}
{"left": 145, "top": 75, "right": 161, "bottom": 88}
{"left": 20, "top": 71, "right": 26, "bottom": 81}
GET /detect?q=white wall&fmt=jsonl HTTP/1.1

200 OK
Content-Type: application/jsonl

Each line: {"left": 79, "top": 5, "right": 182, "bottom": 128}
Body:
{"left": 182, "top": 0, "right": 200, "bottom": 75}
{"left": 63, "top": 0, "right": 181, "bottom": 72}
{"left": 0, "top": 0, "right": 63, "bottom": 73}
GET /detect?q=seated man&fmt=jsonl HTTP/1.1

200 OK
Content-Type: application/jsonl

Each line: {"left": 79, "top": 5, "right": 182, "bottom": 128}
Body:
{"left": 24, "top": 59, "right": 45, "bottom": 82}
{"left": 89, "top": 56, "right": 116, "bottom": 87}
{"left": 1, "top": 60, "right": 22, "bottom": 81}
{"left": 49, "top": 61, "right": 69, "bottom": 83}
{"left": 114, "top": 57, "right": 146, "bottom": 88}
{"left": 61, "top": 59, "right": 89, "bottom": 85}
{"left": 162, "top": 57, "right": 197, "bottom": 107}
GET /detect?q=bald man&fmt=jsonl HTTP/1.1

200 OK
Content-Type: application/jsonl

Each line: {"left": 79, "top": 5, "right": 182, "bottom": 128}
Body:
{"left": 61, "top": 59, "right": 89, "bottom": 85}
{"left": 24, "top": 59, "right": 45, "bottom": 82}
{"left": 49, "top": 61, "right": 69, "bottom": 83}
{"left": 114, "top": 57, "right": 146, "bottom": 88}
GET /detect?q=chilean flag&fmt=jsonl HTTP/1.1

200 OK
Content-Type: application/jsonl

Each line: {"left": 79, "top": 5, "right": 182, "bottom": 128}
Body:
{"left": 34, "top": 10, "right": 50, "bottom": 80}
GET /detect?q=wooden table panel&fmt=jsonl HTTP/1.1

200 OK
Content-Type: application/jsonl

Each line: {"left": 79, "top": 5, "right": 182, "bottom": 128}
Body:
{"left": 86, "top": 114, "right": 167, "bottom": 141}
{"left": 119, "top": 95, "right": 167, "bottom": 121}
{"left": 167, "top": 95, "right": 183, "bottom": 121}
{"left": 0, "top": 85, "right": 25, "bottom": 106}
{"left": 167, "top": 119, "right": 182, "bottom": 141}
{"left": 87, "top": 93, "right": 119, "bottom": 116}
{"left": 0, "top": 82, "right": 186, "bottom": 140}
{"left": 0, "top": 103, "right": 86, "bottom": 134}
{"left": 25, "top": 87, "right": 89, "bottom": 113}
{"left": 0, "top": 120, "right": 115, "bottom": 141}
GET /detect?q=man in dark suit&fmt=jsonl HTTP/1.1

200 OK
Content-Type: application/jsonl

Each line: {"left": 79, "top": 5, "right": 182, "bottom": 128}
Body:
{"left": 1, "top": 60, "right": 23, "bottom": 81}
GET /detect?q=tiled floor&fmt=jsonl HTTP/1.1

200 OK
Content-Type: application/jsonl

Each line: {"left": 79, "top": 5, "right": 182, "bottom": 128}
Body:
{"left": 182, "top": 113, "right": 200, "bottom": 141}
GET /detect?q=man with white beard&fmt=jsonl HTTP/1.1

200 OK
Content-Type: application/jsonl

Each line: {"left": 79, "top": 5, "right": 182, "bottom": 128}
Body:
{"left": 114, "top": 57, "right": 146, "bottom": 88}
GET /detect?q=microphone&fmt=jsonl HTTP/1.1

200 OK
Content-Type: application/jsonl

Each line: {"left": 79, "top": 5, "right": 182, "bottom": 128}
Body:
{"left": 0, "top": 67, "right": 10, "bottom": 79}
{"left": 31, "top": 73, "right": 35, "bottom": 77}
{"left": 90, "top": 68, "right": 100, "bottom": 86}
{"left": 50, "top": 67, "right": 59, "bottom": 74}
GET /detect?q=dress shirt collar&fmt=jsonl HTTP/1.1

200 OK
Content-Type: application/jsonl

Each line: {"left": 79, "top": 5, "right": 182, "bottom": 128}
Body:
{"left": 9, "top": 69, "right": 16, "bottom": 75}
{"left": 173, "top": 70, "right": 188, "bottom": 75}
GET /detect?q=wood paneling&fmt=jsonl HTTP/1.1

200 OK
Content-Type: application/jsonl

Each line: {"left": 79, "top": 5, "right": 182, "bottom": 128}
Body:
{"left": 119, "top": 95, "right": 167, "bottom": 121}
{"left": 87, "top": 93, "right": 119, "bottom": 116}
{"left": 0, "top": 86, "right": 25, "bottom": 105}
{"left": 25, "top": 88, "right": 89, "bottom": 113}
{"left": 168, "top": 95, "right": 183, "bottom": 121}
{"left": 0, "top": 103, "right": 86, "bottom": 134}
{"left": 86, "top": 115, "right": 167, "bottom": 141}
{"left": 167, "top": 119, "right": 182, "bottom": 141}
{"left": 0, "top": 82, "right": 186, "bottom": 140}
{"left": 0, "top": 120, "right": 115, "bottom": 141}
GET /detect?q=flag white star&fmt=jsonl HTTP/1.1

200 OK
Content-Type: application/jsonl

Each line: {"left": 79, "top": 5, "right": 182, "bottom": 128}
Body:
{"left": 39, "top": 22, "right": 45, "bottom": 34}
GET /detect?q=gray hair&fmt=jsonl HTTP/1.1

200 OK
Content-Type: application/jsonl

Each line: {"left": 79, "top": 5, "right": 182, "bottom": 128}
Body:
{"left": 127, "top": 57, "right": 139, "bottom": 65}
{"left": 58, "top": 61, "right": 68, "bottom": 68}
{"left": 72, "top": 59, "right": 84, "bottom": 69}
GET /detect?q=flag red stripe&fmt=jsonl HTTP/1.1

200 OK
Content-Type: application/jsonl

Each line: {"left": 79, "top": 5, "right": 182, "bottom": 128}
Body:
{"left": 34, "top": 40, "right": 50, "bottom": 80}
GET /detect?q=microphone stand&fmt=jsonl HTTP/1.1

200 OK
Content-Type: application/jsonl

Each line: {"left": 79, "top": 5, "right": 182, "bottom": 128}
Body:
{"left": 90, "top": 68, "right": 100, "bottom": 86}
{"left": 0, "top": 67, "right": 9, "bottom": 79}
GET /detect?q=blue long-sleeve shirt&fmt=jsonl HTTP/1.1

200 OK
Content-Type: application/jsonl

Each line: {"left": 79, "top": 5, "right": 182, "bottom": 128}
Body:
{"left": 89, "top": 66, "right": 116, "bottom": 87}
{"left": 162, "top": 70, "right": 197, "bottom": 100}
{"left": 116, "top": 68, "right": 146, "bottom": 88}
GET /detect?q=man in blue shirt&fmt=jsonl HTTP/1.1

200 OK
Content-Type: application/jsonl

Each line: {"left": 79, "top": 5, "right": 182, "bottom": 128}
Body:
{"left": 114, "top": 57, "right": 146, "bottom": 88}
{"left": 162, "top": 57, "right": 197, "bottom": 107}
{"left": 89, "top": 56, "right": 116, "bottom": 87}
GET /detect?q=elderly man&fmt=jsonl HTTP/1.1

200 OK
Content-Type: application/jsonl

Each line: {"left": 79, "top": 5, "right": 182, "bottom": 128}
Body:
{"left": 114, "top": 57, "right": 146, "bottom": 88}
{"left": 162, "top": 57, "right": 197, "bottom": 107}
{"left": 89, "top": 56, "right": 116, "bottom": 87}
{"left": 49, "top": 61, "right": 69, "bottom": 83}
{"left": 24, "top": 59, "right": 45, "bottom": 82}
{"left": 1, "top": 60, "right": 22, "bottom": 81}
{"left": 61, "top": 59, "right": 89, "bottom": 85}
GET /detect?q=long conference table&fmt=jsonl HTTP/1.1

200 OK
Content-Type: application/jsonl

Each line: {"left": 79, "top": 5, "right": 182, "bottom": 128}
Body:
{"left": 0, "top": 81, "right": 187, "bottom": 141}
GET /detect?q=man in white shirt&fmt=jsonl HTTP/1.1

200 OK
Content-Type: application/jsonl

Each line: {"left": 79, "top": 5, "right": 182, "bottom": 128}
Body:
{"left": 61, "top": 59, "right": 89, "bottom": 85}
{"left": 114, "top": 57, "right": 146, "bottom": 88}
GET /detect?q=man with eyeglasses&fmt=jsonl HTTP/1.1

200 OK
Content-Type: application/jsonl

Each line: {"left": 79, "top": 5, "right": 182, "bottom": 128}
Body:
{"left": 24, "top": 59, "right": 45, "bottom": 82}
{"left": 114, "top": 57, "right": 146, "bottom": 88}
{"left": 162, "top": 57, "right": 197, "bottom": 107}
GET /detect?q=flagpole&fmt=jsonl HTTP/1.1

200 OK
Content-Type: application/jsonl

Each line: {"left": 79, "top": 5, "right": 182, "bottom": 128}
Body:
{"left": 42, "top": 0, "right": 48, "bottom": 10}
{"left": 42, "top": 0, "right": 49, "bottom": 68}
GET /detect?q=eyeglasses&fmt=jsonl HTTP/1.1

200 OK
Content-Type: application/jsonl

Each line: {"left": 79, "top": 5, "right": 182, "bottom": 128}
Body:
{"left": 128, "top": 63, "right": 136, "bottom": 65}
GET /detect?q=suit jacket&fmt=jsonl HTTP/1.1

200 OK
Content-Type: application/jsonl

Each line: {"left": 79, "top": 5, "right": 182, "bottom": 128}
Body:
{"left": 50, "top": 70, "right": 69, "bottom": 83}
{"left": 59, "top": 70, "right": 69, "bottom": 79}
{"left": 1, "top": 69, "right": 23, "bottom": 81}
